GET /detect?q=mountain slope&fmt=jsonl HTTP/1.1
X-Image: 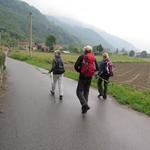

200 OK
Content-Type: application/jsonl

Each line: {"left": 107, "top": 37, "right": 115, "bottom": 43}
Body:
{"left": 47, "top": 16, "right": 113, "bottom": 49}
{"left": 95, "top": 29, "right": 136, "bottom": 50}
{"left": 48, "top": 16, "right": 137, "bottom": 51}
{"left": 0, "top": 0, "right": 82, "bottom": 46}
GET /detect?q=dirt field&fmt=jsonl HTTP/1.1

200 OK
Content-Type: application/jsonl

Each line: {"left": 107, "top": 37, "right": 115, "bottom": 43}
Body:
{"left": 65, "top": 63, "right": 150, "bottom": 91}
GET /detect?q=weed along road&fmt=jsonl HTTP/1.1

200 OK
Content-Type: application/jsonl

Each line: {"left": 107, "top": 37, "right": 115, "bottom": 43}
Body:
{"left": 0, "top": 58, "right": 150, "bottom": 150}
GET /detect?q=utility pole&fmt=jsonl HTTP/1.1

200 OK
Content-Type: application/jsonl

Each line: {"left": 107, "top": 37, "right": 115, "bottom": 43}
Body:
{"left": 29, "top": 12, "right": 32, "bottom": 57}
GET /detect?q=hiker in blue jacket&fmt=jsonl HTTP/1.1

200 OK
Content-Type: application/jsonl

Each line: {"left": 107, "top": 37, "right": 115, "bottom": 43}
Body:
{"left": 98, "top": 52, "right": 113, "bottom": 99}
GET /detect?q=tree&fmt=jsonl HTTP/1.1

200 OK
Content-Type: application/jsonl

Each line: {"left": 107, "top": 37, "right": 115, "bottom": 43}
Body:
{"left": 46, "top": 35, "right": 56, "bottom": 51}
{"left": 93, "top": 44, "right": 104, "bottom": 54}
{"left": 97, "top": 44, "right": 104, "bottom": 53}
{"left": 140, "top": 50, "right": 148, "bottom": 58}
{"left": 129, "top": 50, "right": 135, "bottom": 57}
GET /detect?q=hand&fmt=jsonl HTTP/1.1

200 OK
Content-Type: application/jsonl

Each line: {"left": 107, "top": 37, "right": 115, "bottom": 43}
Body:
{"left": 94, "top": 74, "right": 99, "bottom": 79}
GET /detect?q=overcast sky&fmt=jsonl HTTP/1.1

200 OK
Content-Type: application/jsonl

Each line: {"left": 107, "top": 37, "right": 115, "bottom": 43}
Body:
{"left": 22, "top": 0, "right": 150, "bottom": 51}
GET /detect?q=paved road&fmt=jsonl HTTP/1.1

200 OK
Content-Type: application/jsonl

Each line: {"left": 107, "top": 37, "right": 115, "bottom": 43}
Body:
{"left": 0, "top": 58, "right": 150, "bottom": 150}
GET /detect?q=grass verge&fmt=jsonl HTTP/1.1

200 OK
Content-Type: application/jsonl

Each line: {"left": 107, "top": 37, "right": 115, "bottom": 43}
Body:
{"left": 9, "top": 50, "right": 150, "bottom": 116}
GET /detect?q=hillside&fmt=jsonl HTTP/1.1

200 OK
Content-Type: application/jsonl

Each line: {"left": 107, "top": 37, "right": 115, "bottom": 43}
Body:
{"left": 95, "top": 29, "right": 137, "bottom": 50}
{"left": 48, "top": 16, "right": 137, "bottom": 51}
{"left": 0, "top": 0, "right": 137, "bottom": 50}
{"left": 47, "top": 16, "right": 114, "bottom": 49}
{"left": 0, "top": 0, "right": 82, "bottom": 47}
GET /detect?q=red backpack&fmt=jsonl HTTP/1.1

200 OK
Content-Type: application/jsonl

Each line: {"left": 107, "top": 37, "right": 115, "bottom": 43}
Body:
{"left": 81, "top": 53, "right": 95, "bottom": 77}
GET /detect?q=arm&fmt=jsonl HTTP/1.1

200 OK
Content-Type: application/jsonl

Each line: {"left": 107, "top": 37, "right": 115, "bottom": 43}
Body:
{"left": 94, "top": 59, "right": 99, "bottom": 71}
{"left": 74, "top": 55, "right": 83, "bottom": 72}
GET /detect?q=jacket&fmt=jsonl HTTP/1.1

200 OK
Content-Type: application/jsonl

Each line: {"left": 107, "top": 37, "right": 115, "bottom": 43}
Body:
{"left": 74, "top": 54, "right": 98, "bottom": 79}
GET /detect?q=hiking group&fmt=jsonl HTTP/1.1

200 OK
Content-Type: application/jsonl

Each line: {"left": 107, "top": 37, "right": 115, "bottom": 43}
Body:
{"left": 49, "top": 45, "right": 113, "bottom": 114}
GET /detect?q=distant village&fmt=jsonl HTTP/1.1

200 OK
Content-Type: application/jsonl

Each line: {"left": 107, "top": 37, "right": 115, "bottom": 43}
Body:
{"left": 5, "top": 40, "right": 148, "bottom": 58}
{"left": 18, "top": 41, "right": 63, "bottom": 52}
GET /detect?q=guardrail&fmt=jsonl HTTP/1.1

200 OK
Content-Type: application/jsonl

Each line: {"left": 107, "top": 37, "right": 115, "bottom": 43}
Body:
{"left": 0, "top": 47, "right": 6, "bottom": 88}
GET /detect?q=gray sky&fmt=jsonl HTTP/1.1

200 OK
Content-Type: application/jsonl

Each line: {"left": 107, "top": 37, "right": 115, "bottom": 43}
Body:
{"left": 22, "top": 0, "right": 150, "bottom": 51}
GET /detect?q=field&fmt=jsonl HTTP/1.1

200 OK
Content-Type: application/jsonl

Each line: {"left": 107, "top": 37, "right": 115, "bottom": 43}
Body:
{"left": 9, "top": 51, "right": 150, "bottom": 91}
{"left": 8, "top": 50, "right": 150, "bottom": 116}
{"left": 112, "top": 63, "right": 150, "bottom": 91}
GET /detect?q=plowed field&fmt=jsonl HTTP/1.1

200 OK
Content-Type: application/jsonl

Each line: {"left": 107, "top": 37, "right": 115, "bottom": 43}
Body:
{"left": 65, "top": 63, "right": 150, "bottom": 91}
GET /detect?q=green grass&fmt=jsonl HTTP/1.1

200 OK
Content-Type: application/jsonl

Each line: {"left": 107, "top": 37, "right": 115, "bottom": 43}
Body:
{"left": 9, "top": 50, "right": 150, "bottom": 64}
{"left": 9, "top": 50, "right": 150, "bottom": 116}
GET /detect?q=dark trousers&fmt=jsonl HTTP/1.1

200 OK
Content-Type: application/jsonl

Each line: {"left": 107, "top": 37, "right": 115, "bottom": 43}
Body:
{"left": 76, "top": 78, "right": 92, "bottom": 106}
{"left": 98, "top": 76, "right": 109, "bottom": 98}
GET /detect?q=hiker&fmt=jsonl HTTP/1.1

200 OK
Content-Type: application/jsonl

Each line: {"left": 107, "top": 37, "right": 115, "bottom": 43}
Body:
{"left": 97, "top": 52, "right": 113, "bottom": 99}
{"left": 49, "top": 50, "right": 65, "bottom": 100}
{"left": 74, "top": 45, "right": 98, "bottom": 113}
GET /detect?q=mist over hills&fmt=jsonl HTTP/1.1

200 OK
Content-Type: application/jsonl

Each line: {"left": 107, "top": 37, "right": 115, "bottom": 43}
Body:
{"left": 0, "top": 0, "right": 137, "bottom": 51}
{"left": 48, "top": 15, "right": 137, "bottom": 51}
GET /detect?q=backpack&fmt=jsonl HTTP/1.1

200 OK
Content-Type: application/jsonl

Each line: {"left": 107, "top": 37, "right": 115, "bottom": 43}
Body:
{"left": 81, "top": 53, "right": 95, "bottom": 77}
{"left": 104, "top": 61, "right": 110, "bottom": 75}
{"left": 100, "top": 60, "right": 113, "bottom": 77}
{"left": 53, "top": 58, "right": 65, "bottom": 74}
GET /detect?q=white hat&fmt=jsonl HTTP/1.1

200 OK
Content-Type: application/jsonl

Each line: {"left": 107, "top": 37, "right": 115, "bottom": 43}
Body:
{"left": 83, "top": 45, "right": 93, "bottom": 52}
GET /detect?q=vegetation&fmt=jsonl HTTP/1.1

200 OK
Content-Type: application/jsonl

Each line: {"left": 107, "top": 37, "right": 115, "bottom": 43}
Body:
{"left": 46, "top": 35, "right": 56, "bottom": 51}
{"left": 0, "top": 46, "right": 6, "bottom": 88}
{"left": 9, "top": 50, "right": 150, "bottom": 116}
{"left": 0, "top": 0, "right": 82, "bottom": 47}
{"left": 0, "top": 47, "right": 5, "bottom": 69}
{"left": 93, "top": 44, "right": 104, "bottom": 54}
{"left": 129, "top": 50, "right": 135, "bottom": 57}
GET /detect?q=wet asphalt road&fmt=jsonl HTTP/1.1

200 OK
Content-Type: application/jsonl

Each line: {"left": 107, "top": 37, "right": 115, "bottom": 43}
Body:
{"left": 0, "top": 58, "right": 150, "bottom": 150}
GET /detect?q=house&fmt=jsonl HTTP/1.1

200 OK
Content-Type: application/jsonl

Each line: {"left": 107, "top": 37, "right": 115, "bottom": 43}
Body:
{"left": 18, "top": 41, "right": 35, "bottom": 50}
{"left": 53, "top": 44, "right": 64, "bottom": 50}
{"left": 36, "top": 43, "right": 48, "bottom": 51}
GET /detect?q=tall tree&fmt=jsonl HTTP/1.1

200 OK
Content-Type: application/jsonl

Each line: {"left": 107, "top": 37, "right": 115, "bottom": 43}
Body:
{"left": 45, "top": 35, "right": 56, "bottom": 51}
{"left": 93, "top": 44, "right": 104, "bottom": 54}
{"left": 129, "top": 50, "right": 135, "bottom": 57}
{"left": 97, "top": 44, "right": 104, "bottom": 53}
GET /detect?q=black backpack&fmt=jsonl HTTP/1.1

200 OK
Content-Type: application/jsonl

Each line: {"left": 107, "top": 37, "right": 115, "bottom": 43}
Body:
{"left": 53, "top": 58, "right": 65, "bottom": 74}
{"left": 99, "top": 61, "right": 110, "bottom": 76}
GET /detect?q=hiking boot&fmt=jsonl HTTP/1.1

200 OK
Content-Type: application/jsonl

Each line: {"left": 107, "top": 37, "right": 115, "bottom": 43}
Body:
{"left": 103, "top": 95, "right": 107, "bottom": 100}
{"left": 50, "top": 90, "right": 55, "bottom": 96}
{"left": 82, "top": 105, "right": 90, "bottom": 114}
{"left": 98, "top": 94, "right": 102, "bottom": 99}
{"left": 59, "top": 95, "right": 63, "bottom": 100}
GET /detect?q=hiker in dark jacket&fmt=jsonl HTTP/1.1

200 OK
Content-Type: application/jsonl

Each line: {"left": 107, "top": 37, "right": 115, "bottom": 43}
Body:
{"left": 98, "top": 52, "right": 113, "bottom": 99}
{"left": 74, "top": 45, "right": 98, "bottom": 113}
{"left": 49, "top": 50, "right": 65, "bottom": 100}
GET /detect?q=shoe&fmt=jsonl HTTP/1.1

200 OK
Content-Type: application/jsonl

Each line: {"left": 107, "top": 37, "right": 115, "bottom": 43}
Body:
{"left": 82, "top": 105, "right": 90, "bottom": 114}
{"left": 97, "top": 94, "right": 102, "bottom": 98}
{"left": 103, "top": 95, "right": 107, "bottom": 99}
{"left": 50, "top": 90, "right": 55, "bottom": 96}
{"left": 59, "top": 95, "right": 63, "bottom": 100}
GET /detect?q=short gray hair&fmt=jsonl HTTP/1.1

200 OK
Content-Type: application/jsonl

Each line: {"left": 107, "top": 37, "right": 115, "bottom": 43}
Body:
{"left": 83, "top": 45, "right": 93, "bottom": 52}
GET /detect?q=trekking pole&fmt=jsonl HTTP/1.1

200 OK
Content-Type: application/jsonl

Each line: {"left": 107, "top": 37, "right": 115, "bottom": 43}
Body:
{"left": 98, "top": 76, "right": 109, "bottom": 83}
{"left": 95, "top": 75, "right": 114, "bottom": 85}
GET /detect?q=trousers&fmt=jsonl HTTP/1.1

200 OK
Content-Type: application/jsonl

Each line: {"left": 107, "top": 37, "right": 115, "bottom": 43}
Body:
{"left": 51, "top": 74, "right": 63, "bottom": 96}
{"left": 76, "top": 77, "right": 92, "bottom": 106}
{"left": 98, "top": 76, "right": 109, "bottom": 98}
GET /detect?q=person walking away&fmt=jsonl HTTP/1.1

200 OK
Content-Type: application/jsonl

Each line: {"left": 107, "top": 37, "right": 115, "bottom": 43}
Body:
{"left": 49, "top": 50, "right": 65, "bottom": 100}
{"left": 98, "top": 52, "right": 113, "bottom": 99}
{"left": 74, "top": 45, "right": 98, "bottom": 114}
